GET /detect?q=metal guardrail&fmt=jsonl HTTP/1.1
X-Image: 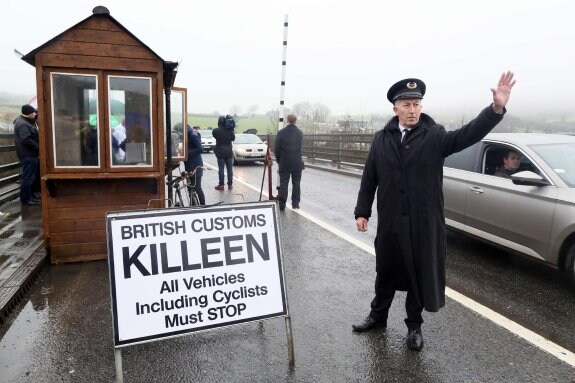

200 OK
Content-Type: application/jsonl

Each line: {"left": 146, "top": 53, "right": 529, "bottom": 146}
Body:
{"left": 1, "top": 132, "right": 372, "bottom": 203}
{"left": 0, "top": 133, "right": 20, "bottom": 201}
{"left": 262, "top": 133, "right": 372, "bottom": 169}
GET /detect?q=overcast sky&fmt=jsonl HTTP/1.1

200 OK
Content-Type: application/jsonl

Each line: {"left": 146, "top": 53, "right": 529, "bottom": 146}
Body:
{"left": 3, "top": 0, "right": 575, "bottom": 118}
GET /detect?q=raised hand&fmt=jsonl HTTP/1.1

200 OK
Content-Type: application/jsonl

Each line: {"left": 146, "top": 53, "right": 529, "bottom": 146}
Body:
{"left": 491, "top": 71, "right": 516, "bottom": 113}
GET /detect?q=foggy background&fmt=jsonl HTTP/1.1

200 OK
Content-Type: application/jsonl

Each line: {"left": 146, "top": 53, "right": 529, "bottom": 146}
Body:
{"left": 1, "top": 0, "right": 574, "bottom": 121}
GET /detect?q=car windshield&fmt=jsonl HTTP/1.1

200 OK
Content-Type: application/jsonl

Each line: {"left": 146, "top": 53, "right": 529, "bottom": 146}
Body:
{"left": 529, "top": 142, "right": 575, "bottom": 187}
{"left": 235, "top": 135, "right": 263, "bottom": 144}
{"left": 198, "top": 130, "right": 213, "bottom": 138}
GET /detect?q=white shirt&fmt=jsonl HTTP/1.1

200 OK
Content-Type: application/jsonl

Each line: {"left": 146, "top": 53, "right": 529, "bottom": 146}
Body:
{"left": 113, "top": 123, "right": 126, "bottom": 162}
{"left": 398, "top": 123, "right": 411, "bottom": 143}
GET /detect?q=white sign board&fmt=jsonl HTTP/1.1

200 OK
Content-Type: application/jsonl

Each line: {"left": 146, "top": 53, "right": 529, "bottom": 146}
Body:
{"left": 106, "top": 202, "right": 287, "bottom": 347}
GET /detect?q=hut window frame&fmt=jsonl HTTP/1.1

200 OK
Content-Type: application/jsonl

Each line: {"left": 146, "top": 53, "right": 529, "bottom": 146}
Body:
{"left": 50, "top": 72, "right": 100, "bottom": 169}
{"left": 108, "top": 75, "right": 154, "bottom": 168}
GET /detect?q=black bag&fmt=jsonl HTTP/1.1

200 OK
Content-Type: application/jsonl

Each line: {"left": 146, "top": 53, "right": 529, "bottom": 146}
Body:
{"left": 225, "top": 115, "right": 236, "bottom": 130}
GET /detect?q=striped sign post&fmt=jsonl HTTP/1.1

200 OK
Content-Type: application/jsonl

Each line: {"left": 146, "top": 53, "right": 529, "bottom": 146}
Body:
{"left": 278, "top": 14, "right": 289, "bottom": 132}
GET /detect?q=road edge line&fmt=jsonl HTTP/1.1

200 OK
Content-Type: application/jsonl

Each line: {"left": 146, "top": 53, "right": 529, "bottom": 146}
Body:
{"left": 205, "top": 161, "right": 575, "bottom": 368}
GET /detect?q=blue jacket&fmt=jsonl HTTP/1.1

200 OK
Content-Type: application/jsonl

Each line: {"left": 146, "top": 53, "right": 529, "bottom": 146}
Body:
{"left": 185, "top": 126, "right": 203, "bottom": 177}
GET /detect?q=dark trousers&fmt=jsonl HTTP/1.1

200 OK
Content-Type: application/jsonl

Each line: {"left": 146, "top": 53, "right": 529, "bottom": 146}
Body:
{"left": 217, "top": 156, "right": 233, "bottom": 186}
{"left": 191, "top": 174, "right": 206, "bottom": 205}
{"left": 20, "top": 156, "right": 38, "bottom": 203}
{"left": 369, "top": 272, "right": 424, "bottom": 330}
{"left": 278, "top": 170, "right": 302, "bottom": 207}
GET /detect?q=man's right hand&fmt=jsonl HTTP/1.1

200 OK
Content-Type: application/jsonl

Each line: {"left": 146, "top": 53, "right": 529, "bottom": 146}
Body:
{"left": 356, "top": 217, "right": 368, "bottom": 232}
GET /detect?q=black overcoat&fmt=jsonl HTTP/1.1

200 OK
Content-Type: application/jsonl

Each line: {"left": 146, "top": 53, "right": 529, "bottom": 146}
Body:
{"left": 354, "top": 106, "right": 504, "bottom": 312}
{"left": 274, "top": 123, "right": 304, "bottom": 172}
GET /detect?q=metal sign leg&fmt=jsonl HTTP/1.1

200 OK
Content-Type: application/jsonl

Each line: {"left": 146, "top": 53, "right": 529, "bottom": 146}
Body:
{"left": 115, "top": 348, "right": 124, "bottom": 383}
{"left": 285, "top": 316, "right": 295, "bottom": 366}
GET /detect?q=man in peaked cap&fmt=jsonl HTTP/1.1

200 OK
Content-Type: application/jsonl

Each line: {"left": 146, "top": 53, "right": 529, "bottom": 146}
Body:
{"left": 352, "top": 72, "right": 516, "bottom": 351}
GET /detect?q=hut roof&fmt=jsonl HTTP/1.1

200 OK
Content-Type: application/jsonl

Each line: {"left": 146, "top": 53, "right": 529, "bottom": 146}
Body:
{"left": 21, "top": 6, "right": 165, "bottom": 66}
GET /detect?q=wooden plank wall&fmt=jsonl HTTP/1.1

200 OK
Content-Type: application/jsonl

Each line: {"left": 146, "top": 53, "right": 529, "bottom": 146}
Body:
{"left": 45, "top": 178, "right": 162, "bottom": 263}
{"left": 32, "top": 15, "right": 168, "bottom": 263}
{"left": 37, "top": 17, "right": 162, "bottom": 72}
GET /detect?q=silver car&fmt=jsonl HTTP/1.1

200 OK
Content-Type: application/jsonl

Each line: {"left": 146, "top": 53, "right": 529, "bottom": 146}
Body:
{"left": 232, "top": 134, "right": 267, "bottom": 164}
{"left": 443, "top": 133, "right": 575, "bottom": 276}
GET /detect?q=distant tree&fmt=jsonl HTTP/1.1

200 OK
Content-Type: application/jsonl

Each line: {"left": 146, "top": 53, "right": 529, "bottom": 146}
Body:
{"left": 312, "top": 103, "right": 330, "bottom": 122}
{"left": 247, "top": 105, "right": 259, "bottom": 117}
{"left": 292, "top": 102, "right": 332, "bottom": 133}
{"left": 368, "top": 114, "right": 390, "bottom": 132}
{"left": 292, "top": 102, "right": 313, "bottom": 120}
{"left": 229, "top": 105, "right": 242, "bottom": 116}
{"left": 266, "top": 109, "right": 280, "bottom": 132}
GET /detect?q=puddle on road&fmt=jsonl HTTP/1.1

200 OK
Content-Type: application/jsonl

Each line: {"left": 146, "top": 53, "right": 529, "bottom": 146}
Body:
{"left": 6, "top": 240, "right": 33, "bottom": 252}
{"left": 0, "top": 229, "right": 16, "bottom": 239}
{"left": 0, "top": 298, "right": 49, "bottom": 381}
{"left": 0, "top": 210, "right": 20, "bottom": 220}
{"left": 21, "top": 230, "right": 41, "bottom": 239}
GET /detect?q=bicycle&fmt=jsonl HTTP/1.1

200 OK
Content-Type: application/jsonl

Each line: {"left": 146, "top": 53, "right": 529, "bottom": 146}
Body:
{"left": 166, "top": 166, "right": 203, "bottom": 207}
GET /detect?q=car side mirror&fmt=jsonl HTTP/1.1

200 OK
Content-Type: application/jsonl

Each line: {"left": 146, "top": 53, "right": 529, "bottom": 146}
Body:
{"left": 511, "top": 170, "right": 550, "bottom": 187}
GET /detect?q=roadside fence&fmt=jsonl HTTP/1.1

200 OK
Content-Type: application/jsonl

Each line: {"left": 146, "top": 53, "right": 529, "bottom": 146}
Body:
{"left": 0, "top": 133, "right": 20, "bottom": 203}
{"left": 263, "top": 133, "right": 372, "bottom": 170}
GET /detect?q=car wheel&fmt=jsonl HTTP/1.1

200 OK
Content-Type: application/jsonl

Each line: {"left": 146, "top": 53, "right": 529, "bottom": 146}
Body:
{"left": 566, "top": 243, "right": 575, "bottom": 279}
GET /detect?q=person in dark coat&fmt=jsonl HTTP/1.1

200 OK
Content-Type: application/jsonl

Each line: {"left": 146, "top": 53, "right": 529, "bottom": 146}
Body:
{"left": 352, "top": 72, "right": 516, "bottom": 351}
{"left": 14, "top": 104, "right": 40, "bottom": 205}
{"left": 184, "top": 125, "right": 205, "bottom": 205}
{"left": 212, "top": 116, "right": 235, "bottom": 190}
{"left": 274, "top": 114, "right": 304, "bottom": 211}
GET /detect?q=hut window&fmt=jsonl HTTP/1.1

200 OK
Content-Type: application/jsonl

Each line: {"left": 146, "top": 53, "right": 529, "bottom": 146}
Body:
{"left": 109, "top": 76, "right": 153, "bottom": 167}
{"left": 168, "top": 89, "right": 186, "bottom": 159}
{"left": 51, "top": 73, "right": 99, "bottom": 167}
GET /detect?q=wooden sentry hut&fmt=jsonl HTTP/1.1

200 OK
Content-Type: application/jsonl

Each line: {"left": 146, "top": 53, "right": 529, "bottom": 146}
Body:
{"left": 21, "top": 6, "right": 186, "bottom": 263}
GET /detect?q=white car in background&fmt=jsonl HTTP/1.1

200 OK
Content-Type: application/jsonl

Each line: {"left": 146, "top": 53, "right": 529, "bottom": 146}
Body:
{"left": 198, "top": 129, "right": 215, "bottom": 152}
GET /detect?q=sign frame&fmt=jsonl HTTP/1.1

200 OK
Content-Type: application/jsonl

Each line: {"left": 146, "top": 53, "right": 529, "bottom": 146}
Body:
{"left": 106, "top": 201, "right": 289, "bottom": 348}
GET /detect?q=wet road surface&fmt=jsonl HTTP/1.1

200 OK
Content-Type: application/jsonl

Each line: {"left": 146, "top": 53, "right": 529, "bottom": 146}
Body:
{"left": 0, "top": 156, "right": 573, "bottom": 382}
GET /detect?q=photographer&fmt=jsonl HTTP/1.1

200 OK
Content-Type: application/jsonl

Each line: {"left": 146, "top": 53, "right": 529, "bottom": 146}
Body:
{"left": 212, "top": 115, "right": 235, "bottom": 190}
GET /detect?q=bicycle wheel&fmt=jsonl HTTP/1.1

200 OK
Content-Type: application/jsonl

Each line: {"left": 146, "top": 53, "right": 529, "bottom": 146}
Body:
{"left": 191, "top": 192, "right": 200, "bottom": 206}
{"left": 174, "top": 189, "right": 184, "bottom": 207}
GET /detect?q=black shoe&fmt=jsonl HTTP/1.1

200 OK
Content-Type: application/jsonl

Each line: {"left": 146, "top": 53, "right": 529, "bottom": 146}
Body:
{"left": 292, "top": 204, "right": 299, "bottom": 209}
{"left": 279, "top": 205, "right": 285, "bottom": 211}
{"left": 22, "top": 200, "right": 40, "bottom": 206}
{"left": 352, "top": 316, "right": 386, "bottom": 332}
{"left": 406, "top": 329, "right": 423, "bottom": 351}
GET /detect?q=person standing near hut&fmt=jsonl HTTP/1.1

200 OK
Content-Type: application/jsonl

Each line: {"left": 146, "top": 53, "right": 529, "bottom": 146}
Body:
{"left": 212, "top": 115, "right": 235, "bottom": 190}
{"left": 185, "top": 125, "right": 205, "bottom": 205}
{"left": 14, "top": 104, "right": 41, "bottom": 205}
{"left": 274, "top": 114, "right": 304, "bottom": 211}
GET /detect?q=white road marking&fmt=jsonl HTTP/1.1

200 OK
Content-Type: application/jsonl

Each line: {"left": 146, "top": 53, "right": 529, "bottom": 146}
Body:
{"left": 205, "top": 161, "right": 575, "bottom": 367}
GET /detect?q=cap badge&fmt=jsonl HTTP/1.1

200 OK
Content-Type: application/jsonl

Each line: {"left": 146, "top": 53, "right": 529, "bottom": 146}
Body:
{"left": 407, "top": 81, "right": 417, "bottom": 89}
